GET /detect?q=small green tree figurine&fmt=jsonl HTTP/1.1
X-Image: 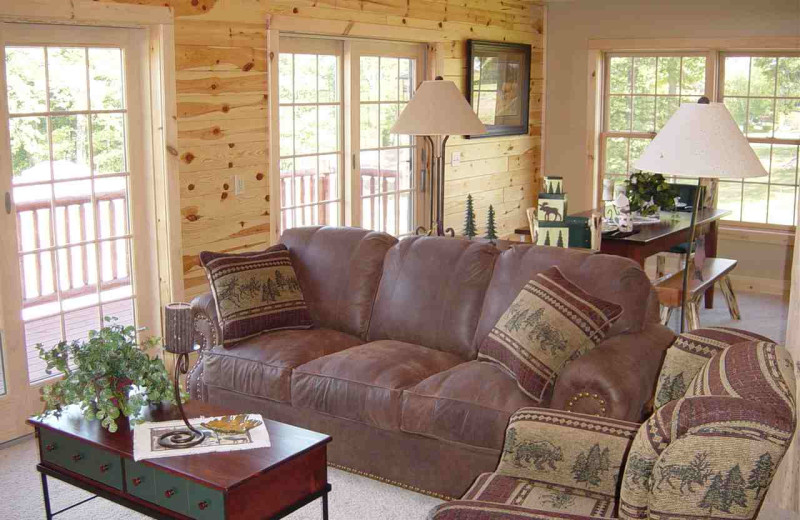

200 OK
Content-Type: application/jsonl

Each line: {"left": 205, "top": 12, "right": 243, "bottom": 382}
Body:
{"left": 485, "top": 205, "right": 498, "bottom": 243}
{"left": 463, "top": 194, "right": 477, "bottom": 239}
{"left": 556, "top": 230, "right": 565, "bottom": 248}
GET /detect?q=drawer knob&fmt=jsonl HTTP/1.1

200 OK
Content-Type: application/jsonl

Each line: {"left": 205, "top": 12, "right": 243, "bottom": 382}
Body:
{"left": 72, "top": 454, "right": 83, "bottom": 462}
{"left": 45, "top": 443, "right": 57, "bottom": 452}
{"left": 99, "top": 464, "right": 110, "bottom": 473}
{"left": 198, "top": 501, "right": 209, "bottom": 510}
{"left": 164, "top": 488, "right": 176, "bottom": 498}
{"left": 132, "top": 477, "right": 142, "bottom": 486}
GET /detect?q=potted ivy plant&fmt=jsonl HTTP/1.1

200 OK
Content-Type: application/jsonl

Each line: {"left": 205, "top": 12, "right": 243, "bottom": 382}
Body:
{"left": 625, "top": 171, "right": 679, "bottom": 217}
{"left": 37, "top": 317, "right": 181, "bottom": 433}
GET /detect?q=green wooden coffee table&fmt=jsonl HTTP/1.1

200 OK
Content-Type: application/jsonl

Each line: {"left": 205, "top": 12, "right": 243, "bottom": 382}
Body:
{"left": 27, "top": 401, "right": 331, "bottom": 520}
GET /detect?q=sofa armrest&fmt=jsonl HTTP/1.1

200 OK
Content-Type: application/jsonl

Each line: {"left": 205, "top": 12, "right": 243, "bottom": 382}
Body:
{"left": 186, "top": 293, "right": 220, "bottom": 401}
{"left": 551, "top": 323, "right": 675, "bottom": 422}
{"left": 497, "top": 408, "right": 640, "bottom": 498}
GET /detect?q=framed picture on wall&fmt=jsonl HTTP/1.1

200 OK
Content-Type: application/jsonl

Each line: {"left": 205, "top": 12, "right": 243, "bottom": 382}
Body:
{"left": 466, "top": 40, "right": 531, "bottom": 138}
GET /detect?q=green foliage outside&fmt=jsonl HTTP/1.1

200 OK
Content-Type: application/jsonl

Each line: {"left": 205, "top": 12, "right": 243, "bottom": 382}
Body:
{"left": 625, "top": 171, "right": 678, "bottom": 215}
{"left": 37, "top": 318, "right": 181, "bottom": 433}
{"left": 7, "top": 47, "right": 126, "bottom": 177}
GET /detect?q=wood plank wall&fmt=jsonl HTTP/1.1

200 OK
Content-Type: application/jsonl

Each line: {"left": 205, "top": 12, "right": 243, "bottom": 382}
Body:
{"left": 103, "top": 0, "right": 545, "bottom": 299}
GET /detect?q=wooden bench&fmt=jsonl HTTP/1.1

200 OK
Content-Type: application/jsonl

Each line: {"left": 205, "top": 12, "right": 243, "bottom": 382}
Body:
{"left": 655, "top": 257, "right": 740, "bottom": 330}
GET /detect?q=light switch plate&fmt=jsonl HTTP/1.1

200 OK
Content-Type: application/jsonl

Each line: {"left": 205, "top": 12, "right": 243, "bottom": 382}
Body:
{"left": 452, "top": 151, "right": 461, "bottom": 166}
{"left": 234, "top": 175, "right": 245, "bottom": 195}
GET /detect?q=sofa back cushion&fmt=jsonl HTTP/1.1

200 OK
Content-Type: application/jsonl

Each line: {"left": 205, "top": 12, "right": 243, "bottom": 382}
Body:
{"left": 367, "top": 236, "right": 498, "bottom": 359}
{"left": 280, "top": 226, "right": 397, "bottom": 339}
{"left": 475, "top": 245, "right": 657, "bottom": 350}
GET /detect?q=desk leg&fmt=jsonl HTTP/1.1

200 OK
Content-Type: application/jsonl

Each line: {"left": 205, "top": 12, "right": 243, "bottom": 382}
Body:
{"left": 322, "top": 491, "right": 329, "bottom": 520}
{"left": 41, "top": 472, "right": 53, "bottom": 520}
{"left": 705, "top": 221, "right": 719, "bottom": 309}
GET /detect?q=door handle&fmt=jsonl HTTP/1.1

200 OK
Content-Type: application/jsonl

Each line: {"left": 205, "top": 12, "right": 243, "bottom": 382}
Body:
{"left": 4, "top": 192, "right": 10, "bottom": 214}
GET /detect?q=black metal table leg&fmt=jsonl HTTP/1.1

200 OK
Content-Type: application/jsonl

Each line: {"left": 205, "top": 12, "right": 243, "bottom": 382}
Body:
{"left": 41, "top": 472, "right": 53, "bottom": 520}
{"left": 322, "top": 491, "right": 329, "bottom": 520}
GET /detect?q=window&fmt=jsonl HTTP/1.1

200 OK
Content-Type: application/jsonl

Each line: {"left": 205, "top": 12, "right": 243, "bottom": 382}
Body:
{"left": 602, "top": 53, "right": 708, "bottom": 187}
{"left": 277, "top": 38, "right": 423, "bottom": 237}
{"left": 718, "top": 54, "right": 800, "bottom": 226}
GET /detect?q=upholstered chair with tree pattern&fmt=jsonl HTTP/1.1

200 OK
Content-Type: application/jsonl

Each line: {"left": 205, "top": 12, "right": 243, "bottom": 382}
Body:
{"left": 428, "top": 328, "right": 796, "bottom": 520}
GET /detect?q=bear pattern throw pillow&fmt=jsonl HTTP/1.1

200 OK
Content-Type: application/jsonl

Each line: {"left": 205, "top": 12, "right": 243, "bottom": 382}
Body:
{"left": 478, "top": 266, "right": 623, "bottom": 404}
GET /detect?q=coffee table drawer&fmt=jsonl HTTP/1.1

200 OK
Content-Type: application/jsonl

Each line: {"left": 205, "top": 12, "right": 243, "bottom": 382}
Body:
{"left": 154, "top": 469, "right": 189, "bottom": 515}
{"left": 126, "top": 460, "right": 156, "bottom": 502}
{"left": 38, "top": 429, "right": 123, "bottom": 491}
{"left": 39, "top": 428, "right": 69, "bottom": 467}
{"left": 188, "top": 480, "right": 225, "bottom": 520}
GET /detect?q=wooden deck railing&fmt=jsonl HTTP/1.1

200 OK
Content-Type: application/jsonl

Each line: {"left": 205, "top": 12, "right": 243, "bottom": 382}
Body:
{"left": 16, "top": 190, "right": 130, "bottom": 308}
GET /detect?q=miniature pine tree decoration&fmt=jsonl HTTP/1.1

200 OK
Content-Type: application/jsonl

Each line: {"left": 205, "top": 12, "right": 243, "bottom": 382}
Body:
{"left": 463, "top": 194, "right": 477, "bottom": 239}
{"left": 543, "top": 230, "right": 551, "bottom": 246}
{"left": 557, "top": 230, "right": 565, "bottom": 247}
{"left": 485, "top": 205, "right": 498, "bottom": 243}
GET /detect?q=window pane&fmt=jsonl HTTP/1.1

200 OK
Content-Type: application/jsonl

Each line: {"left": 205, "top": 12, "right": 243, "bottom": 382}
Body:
{"left": 279, "top": 158, "right": 293, "bottom": 206}
{"left": 399, "top": 59, "right": 412, "bottom": 101}
{"left": 294, "top": 106, "right": 317, "bottom": 155}
{"left": 718, "top": 181, "right": 743, "bottom": 221}
{"left": 360, "top": 104, "right": 379, "bottom": 149}
{"left": 724, "top": 97, "right": 747, "bottom": 132}
{"left": 399, "top": 147, "right": 412, "bottom": 190}
{"left": 5, "top": 47, "right": 47, "bottom": 114}
{"left": 632, "top": 96, "right": 655, "bottom": 132}
{"left": 746, "top": 98, "right": 774, "bottom": 137}
{"left": 319, "top": 105, "right": 339, "bottom": 153}
{"left": 609, "top": 57, "right": 632, "bottom": 94}
{"left": 724, "top": 57, "right": 750, "bottom": 96}
{"left": 10, "top": 116, "right": 49, "bottom": 181}
{"left": 681, "top": 57, "right": 706, "bottom": 95}
{"left": 318, "top": 55, "right": 337, "bottom": 103}
{"left": 360, "top": 56, "right": 379, "bottom": 102}
{"left": 605, "top": 137, "right": 628, "bottom": 175}
{"left": 279, "top": 106, "right": 293, "bottom": 156}
{"left": 777, "top": 57, "right": 800, "bottom": 97}
{"left": 91, "top": 113, "right": 126, "bottom": 175}
{"left": 656, "top": 96, "right": 679, "bottom": 130}
{"left": 52, "top": 115, "right": 90, "bottom": 179}
{"left": 741, "top": 183, "right": 768, "bottom": 223}
{"left": 380, "top": 57, "right": 399, "bottom": 101}
{"left": 750, "top": 143, "right": 771, "bottom": 183}
{"left": 771, "top": 145, "right": 798, "bottom": 185}
{"left": 379, "top": 103, "right": 398, "bottom": 147}
{"left": 48, "top": 47, "right": 88, "bottom": 112}
{"left": 279, "top": 53, "right": 293, "bottom": 103}
{"left": 749, "top": 57, "right": 777, "bottom": 97}
{"left": 295, "top": 156, "right": 317, "bottom": 204}
{"left": 88, "top": 48, "right": 123, "bottom": 111}
{"left": 768, "top": 185, "right": 796, "bottom": 225}
{"left": 775, "top": 99, "right": 800, "bottom": 139}
{"left": 294, "top": 54, "right": 317, "bottom": 103}
{"left": 633, "top": 57, "right": 655, "bottom": 94}
{"left": 380, "top": 149, "right": 398, "bottom": 194}
{"left": 656, "top": 57, "right": 681, "bottom": 95}
{"left": 361, "top": 151, "right": 379, "bottom": 196}
{"left": 319, "top": 154, "right": 339, "bottom": 201}
{"left": 608, "top": 95, "right": 631, "bottom": 131}
{"left": 630, "top": 138, "right": 650, "bottom": 166}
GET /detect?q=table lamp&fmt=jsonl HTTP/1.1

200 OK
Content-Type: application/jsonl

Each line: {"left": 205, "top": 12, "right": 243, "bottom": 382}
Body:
{"left": 633, "top": 97, "right": 766, "bottom": 332}
{"left": 391, "top": 77, "right": 486, "bottom": 236}
{"left": 158, "top": 303, "right": 206, "bottom": 448}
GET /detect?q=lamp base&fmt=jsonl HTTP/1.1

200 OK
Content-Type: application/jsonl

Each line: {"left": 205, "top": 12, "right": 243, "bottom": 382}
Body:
{"left": 157, "top": 352, "right": 207, "bottom": 450}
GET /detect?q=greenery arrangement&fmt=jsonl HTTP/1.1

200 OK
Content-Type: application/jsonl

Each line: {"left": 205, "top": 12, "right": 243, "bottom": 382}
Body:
{"left": 625, "top": 171, "right": 678, "bottom": 216}
{"left": 485, "top": 205, "right": 498, "bottom": 243}
{"left": 463, "top": 194, "right": 477, "bottom": 239}
{"left": 37, "top": 318, "right": 180, "bottom": 433}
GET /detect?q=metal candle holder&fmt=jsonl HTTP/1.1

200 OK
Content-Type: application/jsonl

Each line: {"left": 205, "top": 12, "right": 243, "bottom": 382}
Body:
{"left": 158, "top": 303, "right": 206, "bottom": 449}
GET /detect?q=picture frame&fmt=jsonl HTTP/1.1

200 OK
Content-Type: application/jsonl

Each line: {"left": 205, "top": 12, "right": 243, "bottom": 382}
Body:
{"left": 466, "top": 40, "right": 532, "bottom": 138}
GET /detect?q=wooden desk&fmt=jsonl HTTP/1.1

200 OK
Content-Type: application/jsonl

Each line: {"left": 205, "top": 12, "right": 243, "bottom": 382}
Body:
{"left": 513, "top": 208, "right": 731, "bottom": 308}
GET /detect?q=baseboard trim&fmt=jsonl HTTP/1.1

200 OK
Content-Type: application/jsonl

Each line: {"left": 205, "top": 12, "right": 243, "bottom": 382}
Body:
{"left": 328, "top": 462, "right": 453, "bottom": 501}
{"left": 728, "top": 275, "right": 790, "bottom": 296}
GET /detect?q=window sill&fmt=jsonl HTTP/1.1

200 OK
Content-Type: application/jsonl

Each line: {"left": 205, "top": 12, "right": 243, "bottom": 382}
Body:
{"left": 719, "top": 224, "right": 796, "bottom": 247}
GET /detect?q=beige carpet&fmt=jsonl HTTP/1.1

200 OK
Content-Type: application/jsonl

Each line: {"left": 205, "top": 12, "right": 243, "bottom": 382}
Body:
{"left": 0, "top": 437, "right": 442, "bottom": 520}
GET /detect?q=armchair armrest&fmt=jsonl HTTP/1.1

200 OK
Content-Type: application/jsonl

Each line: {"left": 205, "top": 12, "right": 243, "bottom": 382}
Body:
{"left": 551, "top": 323, "right": 675, "bottom": 422}
{"left": 497, "top": 408, "right": 640, "bottom": 499}
{"left": 187, "top": 292, "right": 220, "bottom": 401}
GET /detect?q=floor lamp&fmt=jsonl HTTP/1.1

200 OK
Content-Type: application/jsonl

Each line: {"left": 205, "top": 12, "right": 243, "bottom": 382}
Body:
{"left": 633, "top": 97, "right": 767, "bottom": 333}
{"left": 391, "top": 77, "right": 486, "bottom": 236}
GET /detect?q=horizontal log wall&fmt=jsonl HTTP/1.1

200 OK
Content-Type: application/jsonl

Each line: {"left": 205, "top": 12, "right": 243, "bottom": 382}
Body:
{"left": 104, "top": 0, "right": 544, "bottom": 299}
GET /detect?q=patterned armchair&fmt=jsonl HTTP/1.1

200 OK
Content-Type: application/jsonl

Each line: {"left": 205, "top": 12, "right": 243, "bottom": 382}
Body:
{"left": 429, "top": 328, "right": 797, "bottom": 520}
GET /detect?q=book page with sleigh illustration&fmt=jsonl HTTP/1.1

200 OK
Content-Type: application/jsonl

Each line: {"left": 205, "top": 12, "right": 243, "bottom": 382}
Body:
{"left": 133, "top": 414, "right": 270, "bottom": 461}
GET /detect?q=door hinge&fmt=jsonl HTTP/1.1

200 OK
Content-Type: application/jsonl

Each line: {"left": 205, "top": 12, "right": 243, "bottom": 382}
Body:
{"left": 4, "top": 192, "right": 11, "bottom": 215}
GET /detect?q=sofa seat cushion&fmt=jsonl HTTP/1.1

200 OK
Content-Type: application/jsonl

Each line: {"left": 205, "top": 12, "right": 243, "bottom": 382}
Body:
{"left": 202, "top": 328, "right": 363, "bottom": 403}
{"left": 401, "top": 361, "right": 536, "bottom": 450}
{"left": 430, "top": 473, "right": 616, "bottom": 519}
{"left": 292, "top": 340, "right": 464, "bottom": 430}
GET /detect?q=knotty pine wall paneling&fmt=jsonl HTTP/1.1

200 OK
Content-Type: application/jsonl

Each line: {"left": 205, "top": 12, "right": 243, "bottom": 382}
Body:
{"left": 102, "top": 0, "right": 545, "bottom": 299}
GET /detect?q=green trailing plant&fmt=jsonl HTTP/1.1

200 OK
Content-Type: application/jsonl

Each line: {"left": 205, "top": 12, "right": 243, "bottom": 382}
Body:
{"left": 37, "top": 317, "right": 182, "bottom": 433}
{"left": 463, "top": 194, "right": 477, "bottom": 239}
{"left": 625, "top": 171, "right": 678, "bottom": 216}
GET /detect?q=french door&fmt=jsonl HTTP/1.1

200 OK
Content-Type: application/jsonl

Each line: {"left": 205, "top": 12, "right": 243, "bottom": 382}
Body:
{"left": 276, "top": 37, "right": 425, "bottom": 237}
{"left": 0, "top": 23, "right": 157, "bottom": 442}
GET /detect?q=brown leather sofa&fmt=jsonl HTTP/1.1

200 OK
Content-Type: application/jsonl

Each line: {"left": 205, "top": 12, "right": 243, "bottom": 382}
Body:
{"left": 187, "top": 226, "right": 674, "bottom": 499}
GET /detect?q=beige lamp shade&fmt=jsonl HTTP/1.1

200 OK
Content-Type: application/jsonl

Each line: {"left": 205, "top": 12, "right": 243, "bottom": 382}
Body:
{"left": 633, "top": 102, "right": 767, "bottom": 179}
{"left": 391, "top": 79, "right": 486, "bottom": 136}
